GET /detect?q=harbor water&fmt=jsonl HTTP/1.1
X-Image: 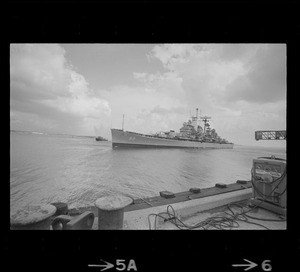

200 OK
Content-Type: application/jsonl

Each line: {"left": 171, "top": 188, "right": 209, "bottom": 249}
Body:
{"left": 10, "top": 131, "right": 286, "bottom": 211}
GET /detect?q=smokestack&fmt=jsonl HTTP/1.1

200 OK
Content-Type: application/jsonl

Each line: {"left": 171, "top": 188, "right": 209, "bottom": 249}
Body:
{"left": 196, "top": 108, "right": 198, "bottom": 118}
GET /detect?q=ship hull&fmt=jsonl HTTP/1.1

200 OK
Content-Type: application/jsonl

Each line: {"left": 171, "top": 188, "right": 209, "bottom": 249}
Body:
{"left": 111, "top": 129, "right": 234, "bottom": 149}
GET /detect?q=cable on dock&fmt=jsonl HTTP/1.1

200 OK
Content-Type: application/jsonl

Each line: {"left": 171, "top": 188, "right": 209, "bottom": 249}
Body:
{"left": 147, "top": 201, "right": 286, "bottom": 230}
{"left": 147, "top": 174, "right": 286, "bottom": 230}
{"left": 147, "top": 161, "right": 287, "bottom": 230}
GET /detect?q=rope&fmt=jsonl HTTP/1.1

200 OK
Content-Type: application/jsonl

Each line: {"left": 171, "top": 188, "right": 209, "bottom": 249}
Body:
{"left": 148, "top": 166, "right": 286, "bottom": 230}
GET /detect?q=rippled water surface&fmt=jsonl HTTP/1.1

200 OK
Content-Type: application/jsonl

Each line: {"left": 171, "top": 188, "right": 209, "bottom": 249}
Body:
{"left": 10, "top": 131, "right": 286, "bottom": 210}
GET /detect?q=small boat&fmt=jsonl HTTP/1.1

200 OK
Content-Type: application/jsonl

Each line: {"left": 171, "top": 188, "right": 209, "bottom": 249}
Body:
{"left": 95, "top": 136, "right": 108, "bottom": 141}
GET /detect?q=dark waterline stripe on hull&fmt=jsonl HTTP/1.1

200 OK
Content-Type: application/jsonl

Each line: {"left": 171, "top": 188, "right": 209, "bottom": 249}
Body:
{"left": 112, "top": 142, "right": 232, "bottom": 149}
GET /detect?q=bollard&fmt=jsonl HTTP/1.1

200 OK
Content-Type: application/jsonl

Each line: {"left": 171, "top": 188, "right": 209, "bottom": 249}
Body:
{"left": 159, "top": 191, "right": 175, "bottom": 199}
{"left": 95, "top": 195, "right": 133, "bottom": 230}
{"left": 10, "top": 204, "right": 57, "bottom": 230}
{"left": 215, "top": 183, "right": 227, "bottom": 188}
{"left": 51, "top": 202, "right": 68, "bottom": 216}
{"left": 189, "top": 187, "right": 201, "bottom": 194}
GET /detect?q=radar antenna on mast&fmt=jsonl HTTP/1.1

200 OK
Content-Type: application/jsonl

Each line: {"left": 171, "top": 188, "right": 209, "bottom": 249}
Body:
{"left": 200, "top": 116, "right": 211, "bottom": 133}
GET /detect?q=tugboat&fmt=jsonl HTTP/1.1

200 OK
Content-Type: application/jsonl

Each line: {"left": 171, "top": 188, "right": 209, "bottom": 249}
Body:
{"left": 95, "top": 136, "right": 108, "bottom": 141}
{"left": 111, "top": 109, "right": 233, "bottom": 149}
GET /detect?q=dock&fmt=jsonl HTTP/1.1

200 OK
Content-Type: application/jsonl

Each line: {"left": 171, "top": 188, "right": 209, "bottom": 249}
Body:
{"left": 123, "top": 188, "right": 286, "bottom": 230}
{"left": 125, "top": 181, "right": 251, "bottom": 212}
{"left": 66, "top": 181, "right": 251, "bottom": 217}
{"left": 68, "top": 180, "right": 285, "bottom": 230}
{"left": 11, "top": 180, "right": 286, "bottom": 230}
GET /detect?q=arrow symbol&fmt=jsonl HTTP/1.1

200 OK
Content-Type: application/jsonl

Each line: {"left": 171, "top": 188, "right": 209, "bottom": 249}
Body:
{"left": 232, "top": 259, "right": 258, "bottom": 271}
{"left": 88, "top": 260, "right": 114, "bottom": 271}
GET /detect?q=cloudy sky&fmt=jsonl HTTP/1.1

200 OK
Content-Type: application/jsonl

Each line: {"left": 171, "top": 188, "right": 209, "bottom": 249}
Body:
{"left": 10, "top": 44, "right": 286, "bottom": 147}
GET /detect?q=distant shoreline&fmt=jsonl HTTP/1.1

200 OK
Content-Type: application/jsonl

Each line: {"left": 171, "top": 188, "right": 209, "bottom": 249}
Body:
{"left": 10, "top": 129, "right": 97, "bottom": 139}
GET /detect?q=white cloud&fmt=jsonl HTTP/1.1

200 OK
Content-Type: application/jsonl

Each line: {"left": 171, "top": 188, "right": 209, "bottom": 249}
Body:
{"left": 137, "top": 44, "right": 286, "bottom": 145}
{"left": 145, "top": 44, "right": 249, "bottom": 112}
{"left": 10, "top": 44, "right": 286, "bottom": 145}
{"left": 224, "top": 45, "right": 286, "bottom": 103}
{"left": 41, "top": 69, "right": 111, "bottom": 118}
{"left": 103, "top": 83, "right": 186, "bottom": 134}
{"left": 10, "top": 44, "right": 69, "bottom": 97}
{"left": 10, "top": 44, "right": 111, "bottom": 135}
{"left": 149, "top": 44, "right": 201, "bottom": 70}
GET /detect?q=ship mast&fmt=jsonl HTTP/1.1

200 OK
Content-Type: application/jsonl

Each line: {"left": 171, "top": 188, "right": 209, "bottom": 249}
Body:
{"left": 191, "top": 108, "right": 199, "bottom": 129}
{"left": 196, "top": 108, "right": 199, "bottom": 124}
